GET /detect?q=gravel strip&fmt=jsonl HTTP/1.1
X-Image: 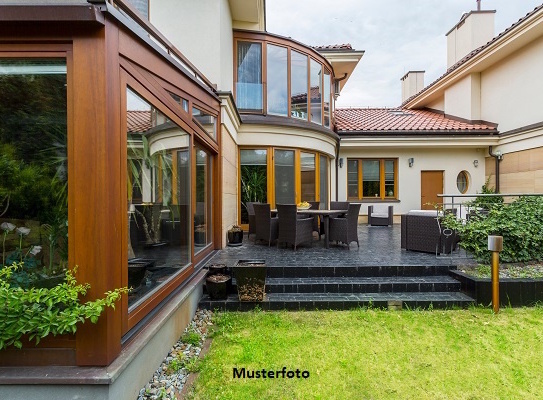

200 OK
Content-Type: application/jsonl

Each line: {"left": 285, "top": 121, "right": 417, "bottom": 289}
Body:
{"left": 137, "top": 308, "right": 213, "bottom": 400}
{"left": 459, "top": 264, "right": 543, "bottom": 279}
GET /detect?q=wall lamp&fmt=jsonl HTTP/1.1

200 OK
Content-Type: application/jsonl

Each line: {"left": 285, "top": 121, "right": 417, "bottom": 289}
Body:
{"left": 339, "top": 158, "right": 344, "bottom": 168}
{"left": 408, "top": 157, "right": 414, "bottom": 167}
{"left": 473, "top": 160, "right": 479, "bottom": 168}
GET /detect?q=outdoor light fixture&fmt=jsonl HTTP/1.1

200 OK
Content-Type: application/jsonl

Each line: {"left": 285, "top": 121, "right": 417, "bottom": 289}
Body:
{"left": 339, "top": 158, "right": 344, "bottom": 168}
{"left": 408, "top": 157, "right": 414, "bottom": 167}
{"left": 473, "top": 160, "right": 479, "bottom": 168}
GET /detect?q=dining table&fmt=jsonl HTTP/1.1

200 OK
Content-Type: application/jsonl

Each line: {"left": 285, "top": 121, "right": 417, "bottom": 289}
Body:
{"left": 272, "top": 208, "right": 348, "bottom": 249}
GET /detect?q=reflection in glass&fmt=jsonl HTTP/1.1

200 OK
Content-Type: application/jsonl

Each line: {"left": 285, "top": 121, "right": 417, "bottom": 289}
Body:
{"left": 267, "top": 44, "right": 288, "bottom": 116}
{"left": 0, "top": 59, "right": 67, "bottom": 288}
{"left": 290, "top": 51, "right": 308, "bottom": 120}
{"left": 320, "top": 155, "right": 328, "bottom": 208}
{"left": 300, "top": 152, "right": 316, "bottom": 202}
{"left": 323, "top": 70, "right": 331, "bottom": 128}
{"left": 310, "top": 59, "right": 322, "bottom": 124}
{"left": 385, "top": 160, "right": 395, "bottom": 197}
{"left": 192, "top": 107, "right": 217, "bottom": 140}
{"left": 195, "top": 147, "right": 212, "bottom": 253}
{"left": 240, "top": 149, "right": 267, "bottom": 224}
{"left": 274, "top": 150, "right": 295, "bottom": 204}
{"left": 127, "top": 88, "right": 190, "bottom": 308}
{"left": 347, "top": 160, "right": 359, "bottom": 199}
{"left": 363, "top": 160, "right": 380, "bottom": 198}
{"left": 236, "top": 41, "right": 262, "bottom": 111}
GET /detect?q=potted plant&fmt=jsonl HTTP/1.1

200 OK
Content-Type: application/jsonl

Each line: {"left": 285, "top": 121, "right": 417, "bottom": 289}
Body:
{"left": 233, "top": 259, "right": 266, "bottom": 301}
{"left": 205, "top": 273, "right": 231, "bottom": 300}
{"left": 227, "top": 225, "right": 243, "bottom": 247}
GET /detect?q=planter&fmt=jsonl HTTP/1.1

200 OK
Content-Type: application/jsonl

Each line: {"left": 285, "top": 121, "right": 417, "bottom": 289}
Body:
{"left": 227, "top": 229, "right": 243, "bottom": 247}
{"left": 233, "top": 260, "right": 266, "bottom": 301}
{"left": 206, "top": 273, "right": 231, "bottom": 300}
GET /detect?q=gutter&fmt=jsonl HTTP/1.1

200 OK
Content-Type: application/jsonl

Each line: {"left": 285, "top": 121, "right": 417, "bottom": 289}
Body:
{"left": 488, "top": 146, "right": 503, "bottom": 192}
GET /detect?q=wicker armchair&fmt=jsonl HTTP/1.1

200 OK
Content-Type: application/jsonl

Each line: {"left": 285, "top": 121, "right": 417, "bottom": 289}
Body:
{"left": 308, "top": 201, "right": 321, "bottom": 239}
{"left": 329, "top": 203, "right": 361, "bottom": 248}
{"left": 253, "top": 204, "right": 278, "bottom": 246}
{"left": 401, "top": 210, "right": 458, "bottom": 254}
{"left": 277, "top": 204, "right": 313, "bottom": 250}
{"left": 368, "top": 205, "right": 393, "bottom": 226}
{"left": 246, "top": 202, "right": 259, "bottom": 241}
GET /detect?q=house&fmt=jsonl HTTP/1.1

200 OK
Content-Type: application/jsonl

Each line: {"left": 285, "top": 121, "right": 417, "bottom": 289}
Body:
{"left": 0, "top": 1, "right": 542, "bottom": 399}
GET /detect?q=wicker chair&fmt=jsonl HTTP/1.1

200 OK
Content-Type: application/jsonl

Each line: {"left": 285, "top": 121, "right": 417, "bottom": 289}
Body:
{"left": 246, "top": 202, "right": 259, "bottom": 241}
{"left": 400, "top": 210, "right": 458, "bottom": 254}
{"left": 253, "top": 204, "right": 278, "bottom": 246}
{"left": 329, "top": 203, "right": 361, "bottom": 248}
{"left": 368, "top": 205, "right": 393, "bottom": 226}
{"left": 308, "top": 201, "right": 321, "bottom": 239}
{"left": 330, "top": 201, "right": 350, "bottom": 211}
{"left": 277, "top": 204, "right": 313, "bottom": 250}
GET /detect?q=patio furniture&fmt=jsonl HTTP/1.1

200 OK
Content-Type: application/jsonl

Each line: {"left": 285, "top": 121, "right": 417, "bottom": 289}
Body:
{"left": 368, "top": 205, "right": 393, "bottom": 226}
{"left": 253, "top": 203, "right": 278, "bottom": 246}
{"left": 401, "top": 210, "right": 458, "bottom": 254}
{"left": 308, "top": 201, "right": 321, "bottom": 238}
{"left": 246, "top": 201, "right": 259, "bottom": 241}
{"left": 329, "top": 203, "right": 361, "bottom": 248}
{"left": 276, "top": 204, "right": 313, "bottom": 250}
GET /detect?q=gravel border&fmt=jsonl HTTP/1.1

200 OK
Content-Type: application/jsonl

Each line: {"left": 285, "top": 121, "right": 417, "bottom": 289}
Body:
{"left": 459, "top": 263, "right": 543, "bottom": 279}
{"left": 137, "top": 308, "right": 213, "bottom": 400}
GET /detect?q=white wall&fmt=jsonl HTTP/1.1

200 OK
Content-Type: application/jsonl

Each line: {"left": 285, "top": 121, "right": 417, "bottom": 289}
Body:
{"left": 444, "top": 73, "right": 480, "bottom": 121}
{"left": 150, "top": 0, "right": 233, "bottom": 91}
{"left": 337, "top": 147, "right": 486, "bottom": 215}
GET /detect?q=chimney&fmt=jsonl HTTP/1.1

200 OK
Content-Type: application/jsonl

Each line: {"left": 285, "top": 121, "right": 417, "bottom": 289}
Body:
{"left": 446, "top": 8, "right": 495, "bottom": 68}
{"left": 401, "top": 71, "right": 425, "bottom": 103}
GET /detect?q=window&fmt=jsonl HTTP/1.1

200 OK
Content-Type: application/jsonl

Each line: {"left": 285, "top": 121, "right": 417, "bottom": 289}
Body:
{"left": 274, "top": 149, "right": 295, "bottom": 204}
{"left": 457, "top": 171, "right": 469, "bottom": 194}
{"left": 0, "top": 59, "right": 67, "bottom": 287}
{"left": 347, "top": 159, "right": 398, "bottom": 200}
{"left": 310, "top": 59, "right": 322, "bottom": 125}
{"left": 192, "top": 107, "right": 217, "bottom": 140}
{"left": 194, "top": 146, "right": 212, "bottom": 252}
{"left": 267, "top": 44, "right": 288, "bottom": 116}
{"left": 290, "top": 50, "right": 308, "bottom": 120}
{"left": 240, "top": 149, "right": 267, "bottom": 224}
{"left": 236, "top": 41, "right": 262, "bottom": 111}
{"left": 126, "top": 88, "right": 191, "bottom": 309}
{"left": 323, "top": 70, "right": 331, "bottom": 128}
{"left": 319, "top": 154, "right": 329, "bottom": 208}
{"left": 300, "top": 152, "right": 316, "bottom": 201}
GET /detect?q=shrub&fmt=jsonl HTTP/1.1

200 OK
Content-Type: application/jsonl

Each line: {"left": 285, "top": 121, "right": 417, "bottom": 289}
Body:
{"left": 443, "top": 196, "right": 543, "bottom": 263}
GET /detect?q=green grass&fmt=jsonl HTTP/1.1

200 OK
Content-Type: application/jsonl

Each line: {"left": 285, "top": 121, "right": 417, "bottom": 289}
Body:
{"left": 189, "top": 307, "right": 543, "bottom": 400}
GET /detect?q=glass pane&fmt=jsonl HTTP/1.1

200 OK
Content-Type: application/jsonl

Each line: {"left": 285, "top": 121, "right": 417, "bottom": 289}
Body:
{"left": 192, "top": 107, "right": 217, "bottom": 140}
{"left": 310, "top": 59, "right": 322, "bottom": 124}
{"left": 195, "top": 147, "right": 212, "bottom": 252}
{"left": 240, "top": 149, "right": 268, "bottom": 224}
{"left": 323, "top": 70, "right": 331, "bottom": 128}
{"left": 385, "top": 160, "right": 395, "bottom": 197}
{"left": 267, "top": 44, "right": 288, "bottom": 116}
{"left": 300, "top": 152, "right": 316, "bottom": 202}
{"left": 274, "top": 150, "right": 295, "bottom": 204}
{"left": 320, "top": 155, "right": 328, "bottom": 208}
{"left": 457, "top": 171, "right": 468, "bottom": 193}
{"left": 236, "top": 41, "right": 262, "bottom": 111}
{"left": 290, "top": 51, "right": 308, "bottom": 120}
{"left": 169, "top": 92, "right": 189, "bottom": 112}
{"left": 363, "top": 160, "right": 381, "bottom": 198}
{"left": 127, "top": 88, "right": 191, "bottom": 308}
{"left": 347, "top": 159, "right": 358, "bottom": 199}
{"left": 0, "top": 59, "right": 67, "bottom": 288}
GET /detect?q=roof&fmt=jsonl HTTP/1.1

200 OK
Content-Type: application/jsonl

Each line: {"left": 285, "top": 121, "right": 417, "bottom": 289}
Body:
{"left": 335, "top": 108, "right": 497, "bottom": 134}
{"left": 402, "top": 4, "right": 543, "bottom": 106}
{"left": 127, "top": 110, "right": 152, "bottom": 133}
{"left": 313, "top": 43, "right": 353, "bottom": 51}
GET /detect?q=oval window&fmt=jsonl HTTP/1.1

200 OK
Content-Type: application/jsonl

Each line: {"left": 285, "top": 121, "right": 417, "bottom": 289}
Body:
{"left": 456, "top": 171, "right": 469, "bottom": 193}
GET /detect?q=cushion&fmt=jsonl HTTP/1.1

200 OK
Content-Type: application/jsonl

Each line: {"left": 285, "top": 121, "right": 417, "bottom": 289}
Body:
{"left": 372, "top": 204, "right": 389, "bottom": 214}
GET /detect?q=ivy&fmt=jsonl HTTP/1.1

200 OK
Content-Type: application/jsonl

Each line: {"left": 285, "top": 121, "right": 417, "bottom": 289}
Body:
{"left": 0, "top": 262, "right": 128, "bottom": 350}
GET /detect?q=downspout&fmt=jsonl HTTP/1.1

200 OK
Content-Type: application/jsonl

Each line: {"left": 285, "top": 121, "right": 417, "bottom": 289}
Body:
{"left": 488, "top": 146, "right": 502, "bottom": 192}
{"left": 335, "top": 136, "right": 341, "bottom": 201}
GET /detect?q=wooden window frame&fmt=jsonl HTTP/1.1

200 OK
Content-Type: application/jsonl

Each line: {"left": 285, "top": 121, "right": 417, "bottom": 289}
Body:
{"left": 347, "top": 158, "right": 398, "bottom": 201}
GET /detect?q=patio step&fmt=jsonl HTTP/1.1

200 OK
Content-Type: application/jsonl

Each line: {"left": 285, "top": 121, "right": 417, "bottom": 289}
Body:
{"left": 266, "top": 265, "right": 455, "bottom": 278}
{"left": 232, "top": 276, "right": 461, "bottom": 294}
{"left": 199, "top": 292, "right": 474, "bottom": 311}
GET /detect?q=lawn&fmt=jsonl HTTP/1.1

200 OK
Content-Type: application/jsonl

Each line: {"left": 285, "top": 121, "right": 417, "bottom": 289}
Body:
{"left": 189, "top": 307, "right": 543, "bottom": 400}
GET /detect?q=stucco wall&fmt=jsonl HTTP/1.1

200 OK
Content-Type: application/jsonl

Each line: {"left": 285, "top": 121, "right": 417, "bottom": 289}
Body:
{"left": 444, "top": 73, "right": 480, "bottom": 121}
{"left": 150, "top": 0, "right": 233, "bottom": 91}
{"left": 338, "top": 147, "right": 486, "bottom": 215}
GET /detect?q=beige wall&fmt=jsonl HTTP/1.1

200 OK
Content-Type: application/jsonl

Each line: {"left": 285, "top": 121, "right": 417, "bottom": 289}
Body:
{"left": 444, "top": 73, "right": 481, "bottom": 121}
{"left": 338, "top": 147, "right": 487, "bottom": 215}
{"left": 150, "top": 0, "right": 233, "bottom": 91}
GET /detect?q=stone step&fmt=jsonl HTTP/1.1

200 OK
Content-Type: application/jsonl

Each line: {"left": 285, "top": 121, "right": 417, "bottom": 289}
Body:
{"left": 228, "top": 276, "right": 460, "bottom": 294}
{"left": 199, "top": 292, "right": 475, "bottom": 311}
{"left": 264, "top": 265, "right": 455, "bottom": 278}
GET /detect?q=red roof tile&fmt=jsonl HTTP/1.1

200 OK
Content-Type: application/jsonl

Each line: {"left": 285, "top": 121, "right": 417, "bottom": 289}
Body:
{"left": 402, "top": 4, "right": 543, "bottom": 106}
{"left": 127, "top": 110, "right": 152, "bottom": 133}
{"left": 335, "top": 108, "right": 497, "bottom": 134}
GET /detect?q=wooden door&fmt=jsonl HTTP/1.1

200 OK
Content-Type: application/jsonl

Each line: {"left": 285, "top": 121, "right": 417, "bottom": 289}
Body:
{"left": 421, "top": 171, "right": 443, "bottom": 210}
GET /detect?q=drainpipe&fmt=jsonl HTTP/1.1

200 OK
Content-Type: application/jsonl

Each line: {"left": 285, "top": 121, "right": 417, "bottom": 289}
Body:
{"left": 335, "top": 136, "right": 341, "bottom": 201}
{"left": 488, "top": 146, "right": 503, "bottom": 192}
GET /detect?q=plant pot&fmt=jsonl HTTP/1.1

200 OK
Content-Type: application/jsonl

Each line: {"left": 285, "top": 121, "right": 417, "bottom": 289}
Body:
{"left": 227, "top": 229, "right": 243, "bottom": 246}
{"left": 206, "top": 274, "right": 231, "bottom": 300}
{"left": 233, "top": 260, "right": 266, "bottom": 301}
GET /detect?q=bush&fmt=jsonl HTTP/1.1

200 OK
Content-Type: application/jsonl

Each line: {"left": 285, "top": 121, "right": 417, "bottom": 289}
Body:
{"left": 443, "top": 196, "right": 543, "bottom": 263}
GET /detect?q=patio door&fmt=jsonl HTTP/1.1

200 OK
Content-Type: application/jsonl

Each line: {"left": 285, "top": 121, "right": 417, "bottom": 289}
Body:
{"left": 421, "top": 170, "right": 443, "bottom": 209}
